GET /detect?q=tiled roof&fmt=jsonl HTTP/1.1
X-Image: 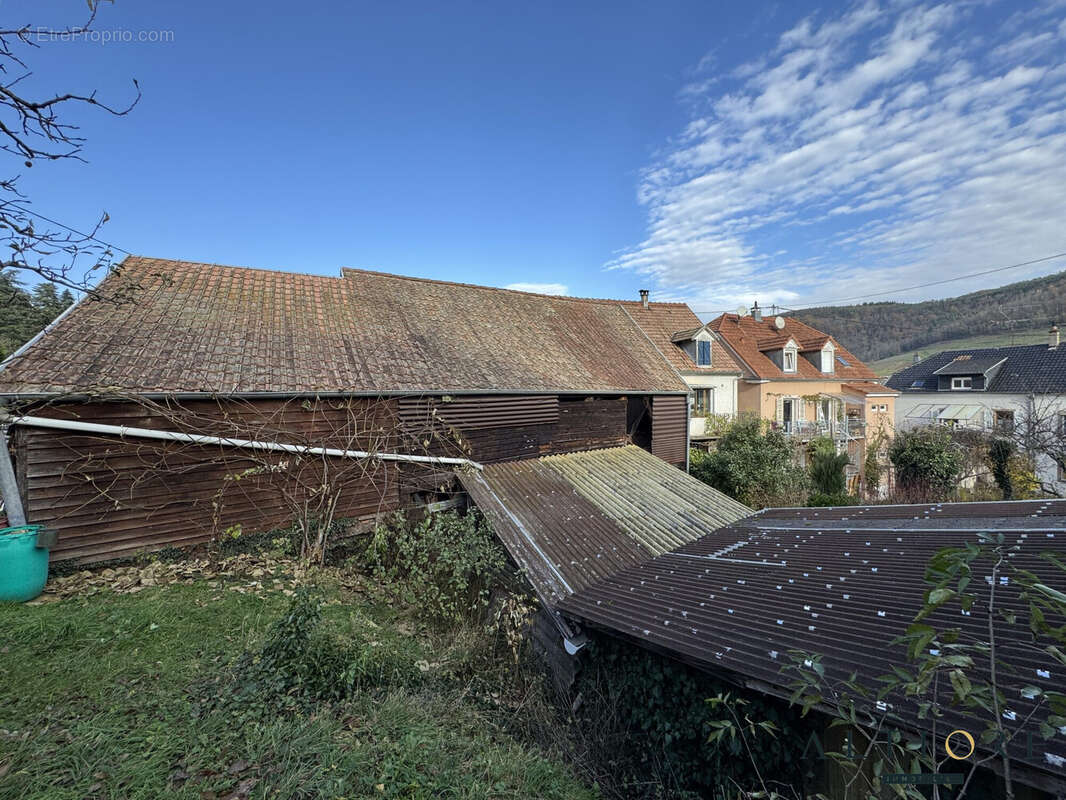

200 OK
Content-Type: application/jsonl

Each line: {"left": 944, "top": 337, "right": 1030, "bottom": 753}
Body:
{"left": 561, "top": 499, "right": 1066, "bottom": 785}
{"left": 887, "top": 344, "right": 1066, "bottom": 393}
{"left": 841, "top": 382, "right": 897, "bottom": 396}
{"left": 709, "top": 313, "right": 876, "bottom": 380}
{"left": 620, "top": 305, "right": 742, "bottom": 375}
{"left": 456, "top": 445, "right": 750, "bottom": 606}
{"left": 0, "top": 257, "right": 692, "bottom": 396}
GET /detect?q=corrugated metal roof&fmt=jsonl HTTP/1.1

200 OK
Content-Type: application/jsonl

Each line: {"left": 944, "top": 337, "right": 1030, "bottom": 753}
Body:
{"left": 560, "top": 500, "right": 1066, "bottom": 788}
{"left": 457, "top": 445, "right": 750, "bottom": 606}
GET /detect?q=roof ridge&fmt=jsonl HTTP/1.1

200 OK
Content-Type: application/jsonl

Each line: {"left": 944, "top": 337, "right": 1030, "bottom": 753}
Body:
{"left": 124, "top": 255, "right": 344, "bottom": 281}
{"left": 340, "top": 266, "right": 690, "bottom": 306}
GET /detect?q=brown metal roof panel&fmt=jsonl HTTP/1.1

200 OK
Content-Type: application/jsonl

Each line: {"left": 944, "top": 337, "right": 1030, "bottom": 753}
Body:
{"left": 459, "top": 445, "right": 751, "bottom": 607}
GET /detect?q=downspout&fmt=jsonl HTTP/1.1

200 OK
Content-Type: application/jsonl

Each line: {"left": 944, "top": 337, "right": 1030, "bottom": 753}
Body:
{"left": 4, "top": 415, "right": 484, "bottom": 470}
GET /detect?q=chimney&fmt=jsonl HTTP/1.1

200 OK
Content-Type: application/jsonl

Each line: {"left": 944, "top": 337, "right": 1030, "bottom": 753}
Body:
{"left": 1050, "top": 324, "right": 1060, "bottom": 350}
{"left": 751, "top": 301, "right": 763, "bottom": 323}
{"left": 913, "top": 354, "right": 921, "bottom": 365}
{"left": 639, "top": 289, "right": 649, "bottom": 309}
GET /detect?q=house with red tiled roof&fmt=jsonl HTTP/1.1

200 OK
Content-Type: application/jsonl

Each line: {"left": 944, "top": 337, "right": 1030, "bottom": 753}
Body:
{"left": 709, "top": 303, "right": 898, "bottom": 492}
{"left": 616, "top": 291, "right": 743, "bottom": 439}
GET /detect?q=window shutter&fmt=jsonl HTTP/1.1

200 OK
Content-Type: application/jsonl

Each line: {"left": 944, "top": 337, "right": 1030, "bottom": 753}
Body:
{"left": 776, "top": 396, "right": 784, "bottom": 424}
{"left": 697, "top": 339, "right": 711, "bottom": 366}
{"left": 796, "top": 398, "right": 806, "bottom": 426}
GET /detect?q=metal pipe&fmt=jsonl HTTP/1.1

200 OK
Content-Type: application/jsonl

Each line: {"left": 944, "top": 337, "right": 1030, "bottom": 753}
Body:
{"left": 0, "top": 424, "right": 27, "bottom": 526}
{"left": 7, "top": 415, "right": 483, "bottom": 470}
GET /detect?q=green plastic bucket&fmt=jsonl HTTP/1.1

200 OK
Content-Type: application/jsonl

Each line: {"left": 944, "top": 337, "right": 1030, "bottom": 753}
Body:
{"left": 0, "top": 525, "right": 49, "bottom": 603}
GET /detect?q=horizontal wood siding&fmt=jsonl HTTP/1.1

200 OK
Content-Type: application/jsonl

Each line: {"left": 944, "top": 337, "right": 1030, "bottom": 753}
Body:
{"left": 398, "top": 395, "right": 559, "bottom": 430}
{"left": 16, "top": 398, "right": 401, "bottom": 563}
{"left": 455, "top": 396, "right": 627, "bottom": 464}
{"left": 651, "top": 395, "right": 687, "bottom": 467}
{"left": 14, "top": 394, "right": 631, "bottom": 563}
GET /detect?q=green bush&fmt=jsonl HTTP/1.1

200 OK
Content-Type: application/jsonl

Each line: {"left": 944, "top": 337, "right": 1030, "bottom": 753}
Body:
{"left": 366, "top": 510, "right": 506, "bottom": 625}
{"left": 807, "top": 491, "right": 859, "bottom": 507}
{"left": 689, "top": 413, "right": 809, "bottom": 508}
{"left": 213, "top": 588, "right": 421, "bottom": 718}
{"left": 888, "top": 425, "right": 963, "bottom": 501}
{"left": 572, "top": 634, "right": 813, "bottom": 798}
{"left": 808, "top": 437, "right": 850, "bottom": 496}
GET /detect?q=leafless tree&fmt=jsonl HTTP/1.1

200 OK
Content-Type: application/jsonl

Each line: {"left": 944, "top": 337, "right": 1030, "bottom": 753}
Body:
{"left": 1007, "top": 392, "right": 1066, "bottom": 496}
{"left": 1, "top": 1, "right": 144, "bottom": 298}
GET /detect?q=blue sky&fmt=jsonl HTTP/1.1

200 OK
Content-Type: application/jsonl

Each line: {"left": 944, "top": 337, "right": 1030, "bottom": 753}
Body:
{"left": 8, "top": 0, "right": 1066, "bottom": 314}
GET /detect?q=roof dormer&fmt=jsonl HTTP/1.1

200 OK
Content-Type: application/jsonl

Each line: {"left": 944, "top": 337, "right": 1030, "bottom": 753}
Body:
{"left": 671, "top": 326, "right": 715, "bottom": 367}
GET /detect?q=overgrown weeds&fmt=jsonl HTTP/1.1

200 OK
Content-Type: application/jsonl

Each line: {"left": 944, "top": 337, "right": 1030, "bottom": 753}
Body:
{"left": 364, "top": 509, "right": 509, "bottom": 625}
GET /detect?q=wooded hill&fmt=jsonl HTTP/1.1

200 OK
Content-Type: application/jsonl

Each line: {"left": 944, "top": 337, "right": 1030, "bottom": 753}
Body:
{"left": 0, "top": 271, "right": 75, "bottom": 360}
{"left": 791, "top": 270, "right": 1066, "bottom": 365}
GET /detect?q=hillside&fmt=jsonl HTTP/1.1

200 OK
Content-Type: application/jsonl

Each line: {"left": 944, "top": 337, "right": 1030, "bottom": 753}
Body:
{"left": 791, "top": 270, "right": 1066, "bottom": 366}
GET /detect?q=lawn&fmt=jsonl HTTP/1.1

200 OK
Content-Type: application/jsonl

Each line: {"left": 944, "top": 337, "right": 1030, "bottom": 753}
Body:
{"left": 0, "top": 555, "right": 598, "bottom": 800}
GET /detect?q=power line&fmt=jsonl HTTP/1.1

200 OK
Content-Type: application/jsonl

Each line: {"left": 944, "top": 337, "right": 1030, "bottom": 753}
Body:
{"left": 4, "top": 202, "right": 131, "bottom": 255}
{"left": 693, "top": 251, "right": 1066, "bottom": 315}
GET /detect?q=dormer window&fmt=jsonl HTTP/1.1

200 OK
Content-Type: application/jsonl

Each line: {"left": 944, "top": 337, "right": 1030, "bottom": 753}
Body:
{"left": 783, "top": 346, "right": 797, "bottom": 373}
{"left": 697, "top": 339, "right": 711, "bottom": 366}
{"left": 951, "top": 377, "right": 972, "bottom": 390}
{"left": 820, "top": 343, "right": 835, "bottom": 374}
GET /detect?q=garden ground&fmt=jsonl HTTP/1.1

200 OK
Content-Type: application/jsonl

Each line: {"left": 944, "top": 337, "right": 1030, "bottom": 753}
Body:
{"left": 0, "top": 549, "right": 598, "bottom": 800}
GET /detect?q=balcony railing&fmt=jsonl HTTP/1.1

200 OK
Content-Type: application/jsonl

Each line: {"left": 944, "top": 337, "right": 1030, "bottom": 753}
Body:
{"left": 775, "top": 418, "right": 866, "bottom": 439}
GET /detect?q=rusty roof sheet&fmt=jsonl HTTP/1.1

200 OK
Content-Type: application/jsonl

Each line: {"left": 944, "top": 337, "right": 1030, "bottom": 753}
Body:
{"left": 456, "top": 445, "right": 750, "bottom": 606}
{"left": 560, "top": 500, "right": 1066, "bottom": 787}
{"left": 0, "top": 257, "right": 691, "bottom": 396}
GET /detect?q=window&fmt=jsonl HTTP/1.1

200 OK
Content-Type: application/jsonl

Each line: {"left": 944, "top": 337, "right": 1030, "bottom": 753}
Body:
{"left": 994, "top": 409, "right": 1015, "bottom": 433}
{"left": 781, "top": 398, "right": 795, "bottom": 432}
{"left": 1059, "top": 460, "right": 1066, "bottom": 482}
{"left": 820, "top": 344, "right": 835, "bottom": 374}
{"left": 696, "top": 339, "right": 711, "bottom": 366}
{"left": 1060, "top": 413, "right": 1066, "bottom": 436}
{"left": 910, "top": 380, "right": 926, "bottom": 389}
{"left": 951, "top": 377, "right": 972, "bottom": 390}
{"left": 783, "top": 347, "right": 797, "bottom": 373}
{"left": 694, "top": 388, "right": 713, "bottom": 415}
{"left": 837, "top": 355, "right": 851, "bottom": 367}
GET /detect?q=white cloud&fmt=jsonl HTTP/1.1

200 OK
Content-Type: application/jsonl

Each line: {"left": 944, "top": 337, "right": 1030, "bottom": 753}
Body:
{"left": 609, "top": 1, "right": 1066, "bottom": 314}
{"left": 504, "top": 282, "right": 570, "bottom": 295}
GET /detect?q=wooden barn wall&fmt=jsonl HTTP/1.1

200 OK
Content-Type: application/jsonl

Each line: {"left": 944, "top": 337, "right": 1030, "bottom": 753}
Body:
{"left": 427, "top": 395, "right": 628, "bottom": 465}
{"left": 15, "top": 398, "right": 401, "bottom": 564}
{"left": 650, "top": 395, "right": 687, "bottom": 467}
{"left": 12, "top": 393, "right": 637, "bottom": 564}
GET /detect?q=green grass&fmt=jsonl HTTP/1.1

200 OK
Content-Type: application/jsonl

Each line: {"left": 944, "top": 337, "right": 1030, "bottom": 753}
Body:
{"left": 0, "top": 579, "right": 597, "bottom": 800}
{"left": 868, "top": 327, "right": 1048, "bottom": 377}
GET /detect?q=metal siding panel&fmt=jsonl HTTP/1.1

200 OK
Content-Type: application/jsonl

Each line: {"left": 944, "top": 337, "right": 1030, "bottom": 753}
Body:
{"left": 651, "top": 395, "right": 688, "bottom": 466}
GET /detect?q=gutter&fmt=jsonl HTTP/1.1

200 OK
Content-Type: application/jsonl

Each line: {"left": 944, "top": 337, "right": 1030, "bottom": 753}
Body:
{"left": 4, "top": 414, "right": 484, "bottom": 471}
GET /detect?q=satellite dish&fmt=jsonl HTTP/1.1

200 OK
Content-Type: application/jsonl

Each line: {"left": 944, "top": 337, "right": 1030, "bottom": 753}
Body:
{"left": 774, "top": 316, "right": 786, "bottom": 330}
{"left": 735, "top": 306, "right": 748, "bottom": 317}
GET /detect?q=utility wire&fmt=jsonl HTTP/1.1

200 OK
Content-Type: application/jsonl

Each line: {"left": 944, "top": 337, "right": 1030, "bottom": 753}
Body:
{"left": 693, "top": 251, "right": 1066, "bottom": 315}
{"left": 5, "top": 202, "right": 131, "bottom": 255}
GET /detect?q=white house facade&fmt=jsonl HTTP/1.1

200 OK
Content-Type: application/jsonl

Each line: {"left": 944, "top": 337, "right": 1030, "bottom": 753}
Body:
{"left": 887, "top": 329, "right": 1066, "bottom": 494}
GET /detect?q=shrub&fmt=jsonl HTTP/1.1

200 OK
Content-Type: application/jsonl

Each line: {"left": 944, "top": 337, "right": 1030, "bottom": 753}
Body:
{"left": 808, "top": 437, "right": 850, "bottom": 496}
{"left": 365, "top": 510, "right": 506, "bottom": 625}
{"left": 690, "top": 414, "right": 809, "bottom": 508}
{"left": 807, "top": 491, "right": 859, "bottom": 507}
{"left": 211, "top": 588, "right": 421, "bottom": 718}
{"left": 888, "top": 425, "right": 963, "bottom": 502}
{"left": 988, "top": 437, "right": 1014, "bottom": 499}
{"left": 570, "top": 634, "right": 812, "bottom": 798}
